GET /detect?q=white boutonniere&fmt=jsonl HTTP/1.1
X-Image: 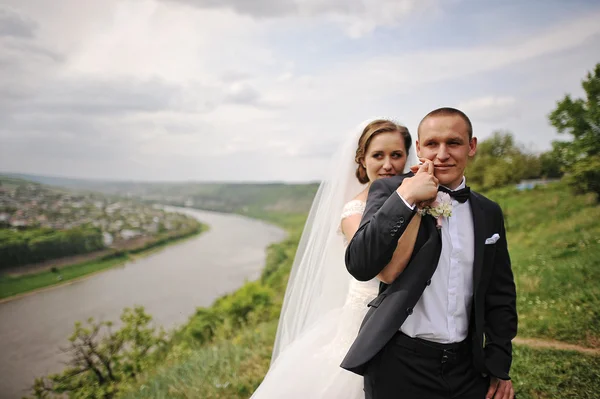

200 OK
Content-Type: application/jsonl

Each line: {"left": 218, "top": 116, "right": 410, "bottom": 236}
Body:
{"left": 418, "top": 191, "right": 452, "bottom": 229}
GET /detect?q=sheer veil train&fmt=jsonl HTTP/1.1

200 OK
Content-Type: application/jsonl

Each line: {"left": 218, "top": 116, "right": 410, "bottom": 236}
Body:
{"left": 270, "top": 118, "right": 418, "bottom": 363}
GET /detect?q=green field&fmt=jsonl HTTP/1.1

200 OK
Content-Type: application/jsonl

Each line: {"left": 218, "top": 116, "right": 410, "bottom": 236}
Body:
{"left": 488, "top": 185, "right": 600, "bottom": 347}
{"left": 114, "top": 183, "right": 599, "bottom": 399}
{"left": 122, "top": 324, "right": 600, "bottom": 399}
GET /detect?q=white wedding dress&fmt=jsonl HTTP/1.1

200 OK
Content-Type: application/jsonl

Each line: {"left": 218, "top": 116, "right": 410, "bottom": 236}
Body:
{"left": 251, "top": 200, "right": 379, "bottom": 398}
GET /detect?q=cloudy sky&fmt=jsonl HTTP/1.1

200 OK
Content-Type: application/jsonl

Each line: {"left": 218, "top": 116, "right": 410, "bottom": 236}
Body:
{"left": 1, "top": 0, "right": 599, "bottom": 182}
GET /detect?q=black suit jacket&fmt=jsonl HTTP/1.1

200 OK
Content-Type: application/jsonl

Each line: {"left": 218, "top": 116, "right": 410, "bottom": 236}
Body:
{"left": 340, "top": 173, "right": 518, "bottom": 380}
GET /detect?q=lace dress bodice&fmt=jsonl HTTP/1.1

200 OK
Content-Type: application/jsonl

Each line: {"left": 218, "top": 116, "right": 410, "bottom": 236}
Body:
{"left": 340, "top": 199, "right": 367, "bottom": 221}
{"left": 340, "top": 200, "right": 380, "bottom": 309}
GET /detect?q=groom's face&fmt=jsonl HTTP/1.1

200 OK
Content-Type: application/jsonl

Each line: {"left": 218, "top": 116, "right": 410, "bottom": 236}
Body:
{"left": 416, "top": 114, "right": 477, "bottom": 190}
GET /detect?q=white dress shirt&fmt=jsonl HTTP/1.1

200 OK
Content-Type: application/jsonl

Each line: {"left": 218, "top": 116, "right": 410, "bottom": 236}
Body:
{"left": 397, "top": 177, "right": 475, "bottom": 343}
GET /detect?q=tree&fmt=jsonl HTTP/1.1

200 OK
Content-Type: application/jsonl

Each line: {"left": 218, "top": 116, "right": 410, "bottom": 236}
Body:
{"left": 548, "top": 63, "right": 600, "bottom": 198}
{"left": 466, "top": 131, "right": 541, "bottom": 190}
{"left": 31, "top": 306, "right": 166, "bottom": 399}
{"left": 538, "top": 148, "right": 565, "bottom": 179}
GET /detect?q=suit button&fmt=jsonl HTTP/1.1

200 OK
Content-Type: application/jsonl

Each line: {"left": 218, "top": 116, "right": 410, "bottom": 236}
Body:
{"left": 398, "top": 216, "right": 405, "bottom": 224}
{"left": 426, "top": 279, "right": 431, "bottom": 286}
{"left": 406, "top": 307, "right": 413, "bottom": 315}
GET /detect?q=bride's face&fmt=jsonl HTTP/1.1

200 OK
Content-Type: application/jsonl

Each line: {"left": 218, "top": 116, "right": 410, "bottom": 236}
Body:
{"left": 362, "top": 131, "right": 408, "bottom": 183}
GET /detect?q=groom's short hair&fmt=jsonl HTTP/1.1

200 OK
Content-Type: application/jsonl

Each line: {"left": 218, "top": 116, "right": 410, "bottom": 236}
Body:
{"left": 418, "top": 107, "right": 473, "bottom": 140}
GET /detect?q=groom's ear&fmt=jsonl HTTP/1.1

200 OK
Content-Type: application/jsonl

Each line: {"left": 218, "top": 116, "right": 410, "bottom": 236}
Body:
{"left": 415, "top": 139, "right": 421, "bottom": 157}
{"left": 468, "top": 137, "right": 477, "bottom": 157}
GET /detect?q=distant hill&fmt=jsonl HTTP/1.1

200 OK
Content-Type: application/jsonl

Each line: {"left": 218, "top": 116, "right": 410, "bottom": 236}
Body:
{"left": 1, "top": 173, "right": 320, "bottom": 216}
{"left": 1, "top": 173, "right": 108, "bottom": 191}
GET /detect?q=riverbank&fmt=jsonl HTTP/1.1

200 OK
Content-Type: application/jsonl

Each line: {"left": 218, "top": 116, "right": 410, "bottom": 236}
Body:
{"left": 0, "top": 224, "right": 207, "bottom": 301}
{"left": 0, "top": 208, "right": 285, "bottom": 399}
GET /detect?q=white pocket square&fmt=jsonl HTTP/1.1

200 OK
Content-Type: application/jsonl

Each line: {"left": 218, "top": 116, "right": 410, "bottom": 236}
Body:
{"left": 485, "top": 233, "right": 500, "bottom": 245}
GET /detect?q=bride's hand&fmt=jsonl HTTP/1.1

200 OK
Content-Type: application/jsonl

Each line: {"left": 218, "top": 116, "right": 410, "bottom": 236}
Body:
{"left": 396, "top": 159, "right": 438, "bottom": 206}
{"left": 409, "top": 162, "right": 421, "bottom": 174}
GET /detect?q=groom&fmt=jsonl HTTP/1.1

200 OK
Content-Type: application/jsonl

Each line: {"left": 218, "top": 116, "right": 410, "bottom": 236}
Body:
{"left": 341, "top": 107, "right": 517, "bottom": 399}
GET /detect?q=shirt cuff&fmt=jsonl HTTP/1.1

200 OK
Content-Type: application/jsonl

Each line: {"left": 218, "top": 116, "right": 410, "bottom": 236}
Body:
{"left": 396, "top": 191, "right": 415, "bottom": 210}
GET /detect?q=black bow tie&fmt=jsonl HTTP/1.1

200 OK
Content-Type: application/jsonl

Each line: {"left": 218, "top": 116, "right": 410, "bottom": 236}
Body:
{"left": 438, "top": 185, "right": 471, "bottom": 203}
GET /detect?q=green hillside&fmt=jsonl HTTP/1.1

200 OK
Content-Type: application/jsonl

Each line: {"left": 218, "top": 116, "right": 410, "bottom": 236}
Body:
{"left": 112, "top": 182, "right": 599, "bottom": 399}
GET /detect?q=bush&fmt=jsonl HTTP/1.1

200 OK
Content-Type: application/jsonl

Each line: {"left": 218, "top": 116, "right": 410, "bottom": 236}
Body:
{"left": 186, "top": 282, "right": 276, "bottom": 344}
{"left": 466, "top": 131, "right": 541, "bottom": 191}
{"left": 563, "top": 154, "right": 600, "bottom": 199}
{"left": 31, "top": 306, "right": 166, "bottom": 399}
{"left": 186, "top": 308, "right": 223, "bottom": 344}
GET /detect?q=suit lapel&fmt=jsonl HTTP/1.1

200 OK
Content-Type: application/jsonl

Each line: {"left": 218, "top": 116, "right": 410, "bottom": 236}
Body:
{"left": 470, "top": 192, "right": 486, "bottom": 290}
{"left": 417, "top": 213, "right": 437, "bottom": 248}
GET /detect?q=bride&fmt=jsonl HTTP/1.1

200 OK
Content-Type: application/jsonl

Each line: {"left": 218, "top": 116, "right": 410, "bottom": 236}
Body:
{"left": 251, "top": 119, "right": 421, "bottom": 398}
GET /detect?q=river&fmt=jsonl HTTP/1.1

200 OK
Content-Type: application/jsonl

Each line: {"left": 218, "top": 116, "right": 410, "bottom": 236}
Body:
{"left": 0, "top": 207, "right": 286, "bottom": 399}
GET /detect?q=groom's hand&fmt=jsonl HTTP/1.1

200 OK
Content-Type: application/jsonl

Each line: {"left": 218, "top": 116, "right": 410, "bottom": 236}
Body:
{"left": 486, "top": 377, "right": 515, "bottom": 399}
{"left": 396, "top": 158, "right": 438, "bottom": 207}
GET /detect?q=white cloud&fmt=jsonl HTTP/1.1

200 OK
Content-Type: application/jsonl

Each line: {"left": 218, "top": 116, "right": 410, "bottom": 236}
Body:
{"left": 64, "top": 3, "right": 271, "bottom": 81}
{"left": 0, "top": 0, "right": 599, "bottom": 181}
{"left": 457, "top": 96, "right": 519, "bottom": 123}
{"left": 0, "top": 6, "right": 37, "bottom": 38}
{"left": 309, "top": 10, "right": 600, "bottom": 93}
{"left": 459, "top": 96, "right": 516, "bottom": 110}
{"left": 320, "top": 0, "right": 441, "bottom": 38}
{"left": 166, "top": 0, "right": 441, "bottom": 38}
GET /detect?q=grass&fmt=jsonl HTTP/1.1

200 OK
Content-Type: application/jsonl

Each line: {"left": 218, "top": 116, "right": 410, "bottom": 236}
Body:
{"left": 0, "top": 226, "right": 207, "bottom": 300}
{"left": 0, "top": 254, "right": 128, "bottom": 299}
{"left": 487, "top": 184, "right": 600, "bottom": 347}
{"left": 122, "top": 322, "right": 600, "bottom": 399}
{"left": 121, "top": 321, "right": 277, "bottom": 399}
{"left": 511, "top": 344, "right": 600, "bottom": 399}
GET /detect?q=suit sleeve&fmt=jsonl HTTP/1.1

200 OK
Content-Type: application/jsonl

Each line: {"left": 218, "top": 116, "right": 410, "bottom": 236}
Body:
{"left": 345, "top": 177, "right": 416, "bottom": 281}
{"left": 484, "top": 205, "right": 518, "bottom": 380}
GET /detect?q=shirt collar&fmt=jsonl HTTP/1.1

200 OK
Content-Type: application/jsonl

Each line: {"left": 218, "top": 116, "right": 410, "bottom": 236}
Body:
{"left": 440, "top": 176, "right": 466, "bottom": 192}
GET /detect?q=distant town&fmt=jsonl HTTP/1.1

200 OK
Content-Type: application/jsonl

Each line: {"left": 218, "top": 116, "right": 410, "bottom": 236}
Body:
{"left": 0, "top": 177, "right": 198, "bottom": 248}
